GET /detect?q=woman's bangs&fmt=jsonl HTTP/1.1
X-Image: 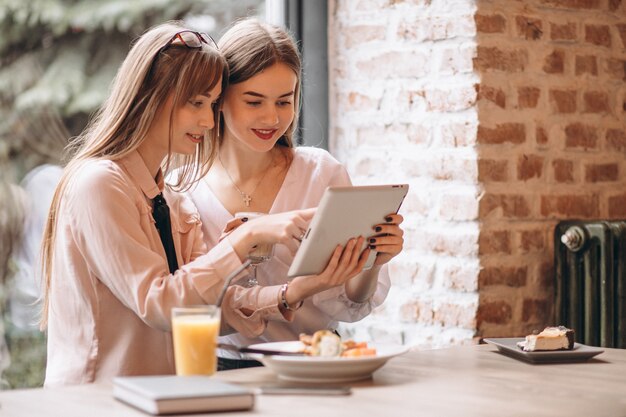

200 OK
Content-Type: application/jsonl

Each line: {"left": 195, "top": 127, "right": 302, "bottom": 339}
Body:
{"left": 178, "top": 51, "right": 224, "bottom": 101}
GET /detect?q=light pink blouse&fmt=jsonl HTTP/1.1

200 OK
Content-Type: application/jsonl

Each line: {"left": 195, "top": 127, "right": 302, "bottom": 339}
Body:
{"left": 188, "top": 147, "right": 391, "bottom": 359}
{"left": 45, "top": 151, "right": 290, "bottom": 387}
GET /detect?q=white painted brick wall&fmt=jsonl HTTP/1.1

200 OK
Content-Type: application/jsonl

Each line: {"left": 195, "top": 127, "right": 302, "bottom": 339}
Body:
{"left": 329, "top": 0, "right": 481, "bottom": 349}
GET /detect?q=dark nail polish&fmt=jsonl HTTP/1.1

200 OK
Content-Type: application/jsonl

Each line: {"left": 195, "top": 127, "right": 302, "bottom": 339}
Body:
{"left": 369, "top": 238, "right": 376, "bottom": 244}
{"left": 385, "top": 216, "right": 393, "bottom": 222}
{"left": 375, "top": 226, "right": 382, "bottom": 232}
{"left": 241, "top": 217, "right": 248, "bottom": 222}
{"left": 369, "top": 245, "right": 376, "bottom": 249}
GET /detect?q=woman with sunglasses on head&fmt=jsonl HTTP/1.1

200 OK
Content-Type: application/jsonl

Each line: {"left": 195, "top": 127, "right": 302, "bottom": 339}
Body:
{"left": 41, "top": 22, "right": 367, "bottom": 387}
{"left": 187, "top": 18, "right": 405, "bottom": 370}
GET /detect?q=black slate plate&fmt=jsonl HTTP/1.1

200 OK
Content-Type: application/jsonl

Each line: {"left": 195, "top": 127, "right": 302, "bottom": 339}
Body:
{"left": 484, "top": 338, "right": 604, "bottom": 364}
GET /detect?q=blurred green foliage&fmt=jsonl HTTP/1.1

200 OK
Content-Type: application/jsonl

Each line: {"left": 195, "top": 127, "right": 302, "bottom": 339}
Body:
{"left": 0, "top": 0, "right": 263, "bottom": 180}
{"left": 0, "top": 0, "right": 263, "bottom": 389}
{"left": 3, "top": 322, "right": 47, "bottom": 389}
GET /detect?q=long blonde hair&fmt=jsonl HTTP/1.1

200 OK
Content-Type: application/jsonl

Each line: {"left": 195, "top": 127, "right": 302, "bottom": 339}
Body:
{"left": 218, "top": 18, "right": 302, "bottom": 148}
{"left": 40, "top": 22, "right": 228, "bottom": 328}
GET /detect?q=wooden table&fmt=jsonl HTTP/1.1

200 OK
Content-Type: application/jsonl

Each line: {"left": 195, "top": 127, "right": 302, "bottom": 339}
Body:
{"left": 2, "top": 344, "right": 625, "bottom": 417}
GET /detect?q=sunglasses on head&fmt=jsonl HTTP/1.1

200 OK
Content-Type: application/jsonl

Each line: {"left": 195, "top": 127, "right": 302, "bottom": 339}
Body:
{"left": 146, "top": 30, "right": 218, "bottom": 78}
{"left": 158, "top": 30, "right": 218, "bottom": 54}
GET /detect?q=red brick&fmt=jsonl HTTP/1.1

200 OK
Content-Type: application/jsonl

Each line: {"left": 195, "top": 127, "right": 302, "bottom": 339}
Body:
{"left": 543, "top": 49, "right": 565, "bottom": 74}
{"left": 478, "top": 230, "right": 511, "bottom": 255}
{"left": 475, "top": 47, "right": 528, "bottom": 72}
{"left": 520, "top": 230, "right": 546, "bottom": 253}
{"left": 609, "top": 194, "right": 626, "bottom": 217}
{"left": 477, "top": 123, "right": 526, "bottom": 144}
{"left": 550, "top": 22, "right": 577, "bottom": 40}
{"left": 477, "top": 85, "right": 506, "bottom": 108}
{"left": 552, "top": 159, "right": 574, "bottom": 183}
{"left": 516, "top": 16, "right": 543, "bottom": 40}
{"left": 585, "top": 24, "right": 611, "bottom": 47}
{"left": 606, "top": 59, "right": 626, "bottom": 81}
{"left": 585, "top": 163, "right": 618, "bottom": 182}
{"left": 480, "top": 194, "right": 532, "bottom": 218}
{"left": 522, "top": 299, "right": 551, "bottom": 322}
{"left": 540, "top": 195, "right": 599, "bottom": 218}
{"left": 564, "top": 123, "right": 598, "bottom": 149}
{"left": 475, "top": 14, "right": 506, "bottom": 33}
{"left": 518, "top": 154, "right": 544, "bottom": 180}
{"left": 618, "top": 24, "right": 626, "bottom": 49}
{"left": 550, "top": 89, "right": 577, "bottom": 113}
{"left": 583, "top": 91, "right": 610, "bottom": 113}
{"left": 609, "top": 0, "right": 623, "bottom": 11}
{"left": 518, "top": 86, "right": 541, "bottom": 108}
{"left": 538, "top": 262, "right": 555, "bottom": 291}
{"left": 540, "top": 0, "right": 601, "bottom": 8}
{"left": 479, "top": 266, "right": 528, "bottom": 288}
{"left": 575, "top": 55, "right": 598, "bottom": 76}
{"left": 606, "top": 129, "right": 626, "bottom": 151}
{"left": 478, "top": 159, "right": 509, "bottom": 182}
{"left": 536, "top": 127, "right": 548, "bottom": 145}
{"left": 477, "top": 300, "right": 512, "bottom": 326}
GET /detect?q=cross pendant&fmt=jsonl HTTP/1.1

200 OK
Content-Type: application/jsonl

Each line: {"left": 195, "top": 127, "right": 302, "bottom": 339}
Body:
{"left": 243, "top": 194, "right": 252, "bottom": 207}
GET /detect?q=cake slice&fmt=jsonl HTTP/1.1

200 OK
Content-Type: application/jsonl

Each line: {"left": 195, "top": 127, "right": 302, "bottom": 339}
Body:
{"left": 517, "top": 326, "right": 575, "bottom": 352}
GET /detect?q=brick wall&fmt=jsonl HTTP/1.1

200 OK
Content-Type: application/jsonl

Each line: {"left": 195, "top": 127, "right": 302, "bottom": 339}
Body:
{"left": 475, "top": 0, "right": 626, "bottom": 338}
{"left": 329, "top": 0, "right": 626, "bottom": 348}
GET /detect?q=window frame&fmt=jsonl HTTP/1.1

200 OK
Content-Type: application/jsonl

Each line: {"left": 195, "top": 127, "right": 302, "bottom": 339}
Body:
{"left": 266, "top": 0, "right": 329, "bottom": 149}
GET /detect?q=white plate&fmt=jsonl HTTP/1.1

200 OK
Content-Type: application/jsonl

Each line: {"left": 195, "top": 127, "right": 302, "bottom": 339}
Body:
{"left": 247, "top": 341, "right": 409, "bottom": 383}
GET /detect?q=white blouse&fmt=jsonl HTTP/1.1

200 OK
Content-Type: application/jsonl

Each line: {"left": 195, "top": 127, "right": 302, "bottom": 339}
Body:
{"left": 187, "top": 147, "right": 390, "bottom": 358}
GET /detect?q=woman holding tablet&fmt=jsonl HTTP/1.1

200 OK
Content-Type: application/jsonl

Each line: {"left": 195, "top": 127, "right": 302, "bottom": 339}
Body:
{"left": 187, "top": 18, "right": 405, "bottom": 370}
{"left": 41, "top": 22, "right": 366, "bottom": 386}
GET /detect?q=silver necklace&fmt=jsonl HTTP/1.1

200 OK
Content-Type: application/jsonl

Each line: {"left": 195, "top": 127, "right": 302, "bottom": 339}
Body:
{"left": 218, "top": 152, "right": 274, "bottom": 207}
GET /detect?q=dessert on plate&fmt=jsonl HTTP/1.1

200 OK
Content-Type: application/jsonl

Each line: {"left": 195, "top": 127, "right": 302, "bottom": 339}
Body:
{"left": 517, "top": 326, "right": 575, "bottom": 352}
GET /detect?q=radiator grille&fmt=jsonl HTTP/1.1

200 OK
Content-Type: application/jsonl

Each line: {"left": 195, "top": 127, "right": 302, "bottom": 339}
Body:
{"left": 555, "top": 220, "right": 626, "bottom": 348}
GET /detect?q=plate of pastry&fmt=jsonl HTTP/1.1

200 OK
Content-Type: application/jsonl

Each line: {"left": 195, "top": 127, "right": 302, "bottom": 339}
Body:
{"left": 246, "top": 331, "right": 409, "bottom": 383}
{"left": 484, "top": 326, "right": 604, "bottom": 364}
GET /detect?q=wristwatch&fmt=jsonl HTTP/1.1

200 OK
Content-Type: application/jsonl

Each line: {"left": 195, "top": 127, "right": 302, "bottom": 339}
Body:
{"left": 279, "top": 283, "right": 304, "bottom": 311}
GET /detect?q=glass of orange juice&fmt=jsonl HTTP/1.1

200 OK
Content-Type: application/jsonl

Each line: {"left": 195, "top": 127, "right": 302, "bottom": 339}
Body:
{"left": 171, "top": 305, "right": 220, "bottom": 376}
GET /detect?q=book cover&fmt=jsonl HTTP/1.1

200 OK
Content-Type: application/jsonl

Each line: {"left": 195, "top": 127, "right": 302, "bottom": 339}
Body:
{"left": 113, "top": 375, "right": 255, "bottom": 415}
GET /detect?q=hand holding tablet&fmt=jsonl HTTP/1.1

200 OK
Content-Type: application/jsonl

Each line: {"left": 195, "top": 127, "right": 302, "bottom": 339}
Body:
{"left": 287, "top": 184, "right": 409, "bottom": 277}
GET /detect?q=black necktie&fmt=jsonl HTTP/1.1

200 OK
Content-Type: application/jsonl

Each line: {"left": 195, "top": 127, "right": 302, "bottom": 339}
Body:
{"left": 152, "top": 193, "right": 179, "bottom": 274}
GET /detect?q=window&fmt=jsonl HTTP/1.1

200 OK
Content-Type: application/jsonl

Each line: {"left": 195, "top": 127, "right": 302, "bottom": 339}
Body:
{"left": 266, "top": 0, "right": 329, "bottom": 149}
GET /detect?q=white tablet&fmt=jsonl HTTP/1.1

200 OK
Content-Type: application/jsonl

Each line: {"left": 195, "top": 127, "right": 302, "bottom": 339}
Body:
{"left": 287, "top": 184, "right": 409, "bottom": 278}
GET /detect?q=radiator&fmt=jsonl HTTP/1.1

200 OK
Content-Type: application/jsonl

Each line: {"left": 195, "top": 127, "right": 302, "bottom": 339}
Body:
{"left": 555, "top": 220, "right": 626, "bottom": 348}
